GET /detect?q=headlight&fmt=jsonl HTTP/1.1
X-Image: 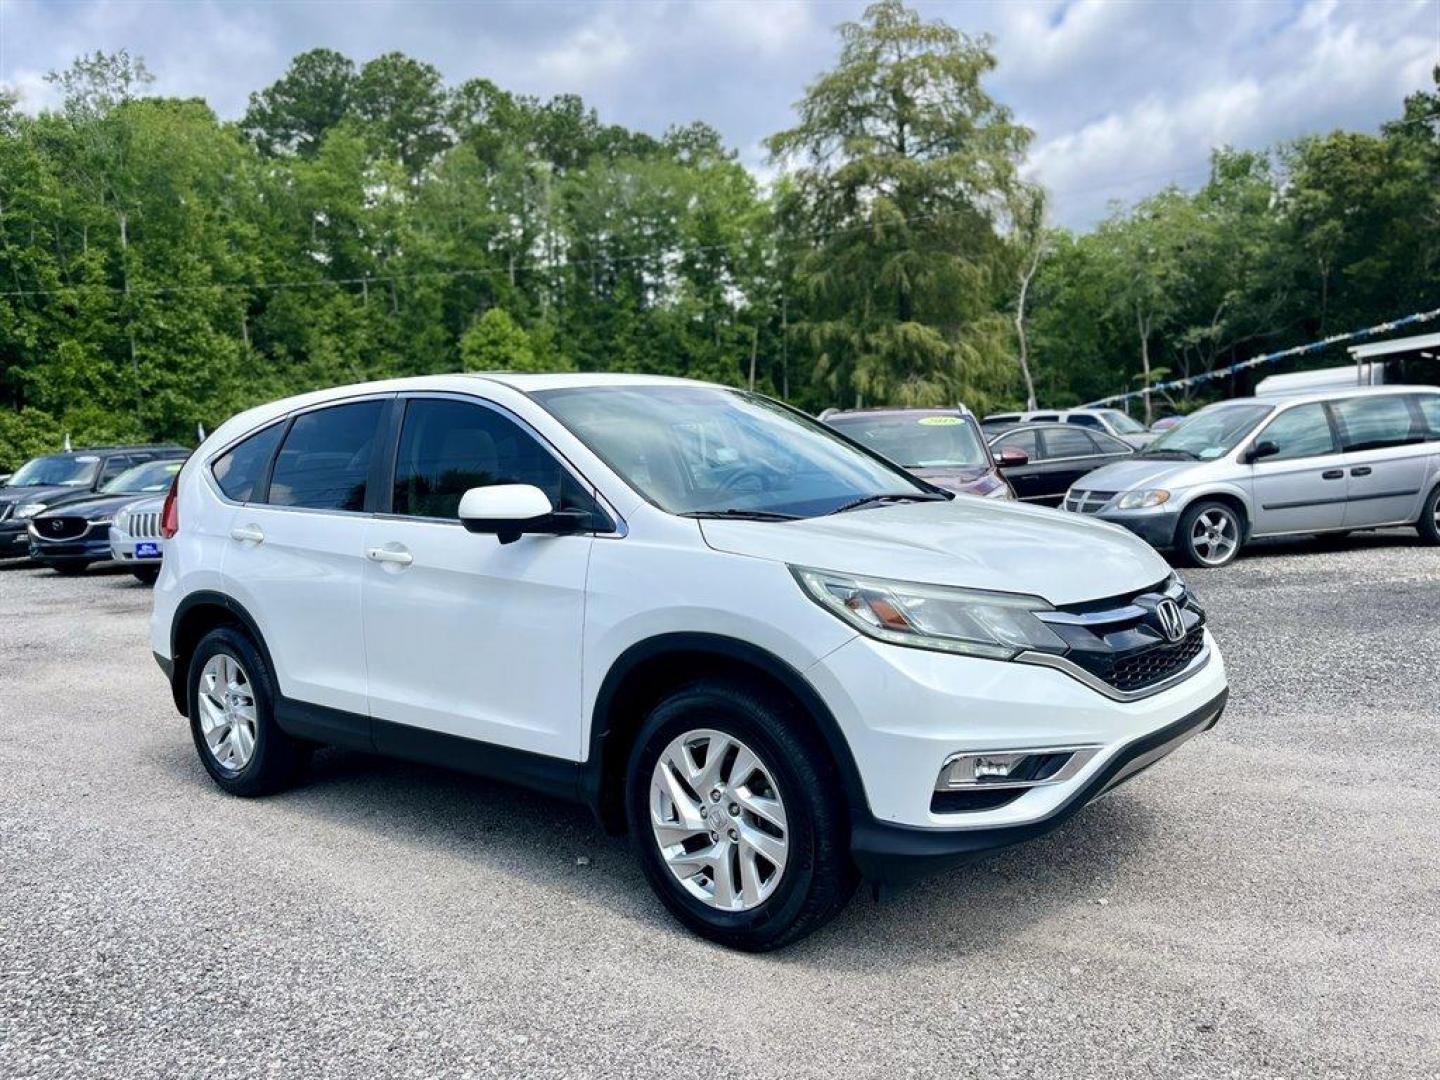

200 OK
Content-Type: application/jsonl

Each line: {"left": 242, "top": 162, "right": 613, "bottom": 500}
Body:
{"left": 1115, "top": 489, "right": 1171, "bottom": 510}
{"left": 791, "top": 567, "right": 1067, "bottom": 660}
{"left": 115, "top": 507, "right": 132, "bottom": 530}
{"left": 15, "top": 502, "right": 47, "bottom": 519}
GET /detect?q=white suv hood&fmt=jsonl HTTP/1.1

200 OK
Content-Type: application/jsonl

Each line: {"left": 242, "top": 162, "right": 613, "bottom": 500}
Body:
{"left": 699, "top": 499, "right": 1172, "bottom": 607}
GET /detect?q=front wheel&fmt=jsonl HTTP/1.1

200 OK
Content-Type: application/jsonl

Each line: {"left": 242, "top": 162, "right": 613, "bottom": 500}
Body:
{"left": 625, "top": 679, "right": 855, "bottom": 951}
{"left": 1174, "top": 500, "right": 1244, "bottom": 568}
{"left": 1418, "top": 485, "right": 1440, "bottom": 545}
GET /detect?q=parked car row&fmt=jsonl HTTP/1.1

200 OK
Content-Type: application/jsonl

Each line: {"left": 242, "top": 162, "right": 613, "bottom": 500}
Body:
{"left": 0, "top": 444, "right": 188, "bottom": 581}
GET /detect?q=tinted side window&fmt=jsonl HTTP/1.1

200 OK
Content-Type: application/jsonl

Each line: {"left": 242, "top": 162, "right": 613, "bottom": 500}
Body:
{"left": 1029, "top": 413, "right": 1059, "bottom": 423}
{"left": 1043, "top": 428, "right": 1097, "bottom": 459}
{"left": 99, "top": 456, "right": 132, "bottom": 484}
{"left": 213, "top": 424, "right": 285, "bottom": 502}
{"left": 392, "top": 398, "right": 600, "bottom": 523}
{"left": 268, "top": 401, "right": 384, "bottom": 511}
{"left": 1414, "top": 394, "right": 1440, "bottom": 438}
{"left": 1332, "top": 396, "right": 1422, "bottom": 452}
{"left": 1091, "top": 431, "right": 1133, "bottom": 454}
{"left": 1066, "top": 414, "right": 1103, "bottom": 429}
{"left": 1256, "top": 403, "right": 1336, "bottom": 462}
{"left": 994, "top": 429, "right": 1040, "bottom": 458}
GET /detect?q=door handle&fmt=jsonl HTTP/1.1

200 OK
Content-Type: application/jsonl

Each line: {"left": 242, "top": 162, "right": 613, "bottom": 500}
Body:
{"left": 229, "top": 525, "right": 264, "bottom": 544}
{"left": 366, "top": 546, "right": 413, "bottom": 566}
{"left": 1350, "top": 466, "right": 1372, "bottom": 477}
{"left": 1321, "top": 470, "right": 1344, "bottom": 480}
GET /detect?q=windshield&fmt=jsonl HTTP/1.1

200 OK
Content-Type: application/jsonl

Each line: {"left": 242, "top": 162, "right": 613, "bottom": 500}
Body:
{"left": 101, "top": 459, "right": 183, "bottom": 494}
{"left": 1101, "top": 410, "right": 1147, "bottom": 435}
{"left": 533, "top": 385, "right": 935, "bottom": 518}
{"left": 8, "top": 454, "right": 100, "bottom": 488}
{"left": 1141, "top": 402, "right": 1272, "bottom": 459}
{"left": 827, "top": 414, "right": 989, "bottom": 469}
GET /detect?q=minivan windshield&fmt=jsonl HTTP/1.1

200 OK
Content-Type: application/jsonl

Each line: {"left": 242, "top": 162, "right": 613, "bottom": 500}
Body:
{"left": 1100, "top": 409, "right": 1147, "bottom": 435}
{"left": 826, "top": 413, "right": 990, "bottom": 469}
{"left": 7, "top": 454, "right": 100, "bottom": 488}
{"left": 100, "top": 459, "right": 183, "bottom": 494}
{"left": 1139, "top": 402, "right": 1272, "bottom": 460}
{"left": 533, "top": 385, "right": 942, "bottom": 518}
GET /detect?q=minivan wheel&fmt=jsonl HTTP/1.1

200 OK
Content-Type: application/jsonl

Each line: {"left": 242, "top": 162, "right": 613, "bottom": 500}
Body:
{"left": 625, "top": 679, "right": 855, "bottom": 951}
{"left": 1418, "top": 485, "right": 1440, "bottom": 545}
{"left": 187, "top": 627, "right": 306, "bottom": 796}
{"left": 1175, "top": 500, "right": 1243, "bottom": 568}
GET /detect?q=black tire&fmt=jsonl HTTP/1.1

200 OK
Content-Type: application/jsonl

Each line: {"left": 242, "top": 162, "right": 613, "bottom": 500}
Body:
{"left": 131, "top": 566, "right": 160, "bottom": 585}
{"left": 625, "top": 678, "right": 855, "bottom": 951}
{"left": 1173, "top": 499, "right": 1244, "bottom": 568}
{"left": 1418, "top": 485, "right": 1440, "bottom": 545}
{"left": 187, "top": 626, "right": 307, "bottom": 797}
{"left": 49, "top": 561, "right": 90, "bottom": 576}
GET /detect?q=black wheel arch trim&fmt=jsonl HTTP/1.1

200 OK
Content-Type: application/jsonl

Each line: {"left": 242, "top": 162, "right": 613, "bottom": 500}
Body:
{"left": 168, "top": 590, "right": 280, "bottom": 716}
{"left": 582, "top": 632, "right": 872, "bottom": 830}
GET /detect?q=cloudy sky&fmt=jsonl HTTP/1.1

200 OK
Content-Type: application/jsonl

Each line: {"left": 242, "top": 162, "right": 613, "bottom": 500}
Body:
{"left": 3, "top": 0, "right": 1436, "bottom": 227}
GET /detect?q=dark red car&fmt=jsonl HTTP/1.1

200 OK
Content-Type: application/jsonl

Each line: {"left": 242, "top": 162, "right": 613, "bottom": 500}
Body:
{"left": 821, "top": 407, "right": 1023, "bottom": 499}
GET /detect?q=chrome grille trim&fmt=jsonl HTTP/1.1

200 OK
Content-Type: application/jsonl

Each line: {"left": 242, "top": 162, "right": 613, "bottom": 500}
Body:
{"left": 128, "top": 511, "right": 161, "bottom": 539}
{"left": 1063, "top": 489, "right": 1117, "bottom": 514}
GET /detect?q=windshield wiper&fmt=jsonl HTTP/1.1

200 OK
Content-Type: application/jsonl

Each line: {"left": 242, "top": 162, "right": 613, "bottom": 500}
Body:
{"left": 1137, "top": 448, "right": 1200, "bottom": 460}
{"left": 680, "top": 509, "right": 802, "bottom": 521}
{"left": 826, "top": 492, "right": 948, "bottom": 515}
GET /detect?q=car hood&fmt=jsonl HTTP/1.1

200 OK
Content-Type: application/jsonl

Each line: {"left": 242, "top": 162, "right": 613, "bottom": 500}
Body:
{"left": 33, "top": 493, "right": 147, "bottom": 520}
{"left": 698, "top": 498, "right": 1171, "bottom": 606}
{"left": 1120, "top": 433, "right": 1158, "bottom": 448}
{"left": 1073, "top": 456, "right": 1217, "bottom": 492}
{"left": 0, "top": 483, "right": 92, "bottom": 510}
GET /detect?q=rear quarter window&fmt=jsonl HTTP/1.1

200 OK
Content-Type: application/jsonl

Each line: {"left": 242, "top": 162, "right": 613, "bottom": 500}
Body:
{"left": 212, "top": 423, "right": 285, "bottom": 503}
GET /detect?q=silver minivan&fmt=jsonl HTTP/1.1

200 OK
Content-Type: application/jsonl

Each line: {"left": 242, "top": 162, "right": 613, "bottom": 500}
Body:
{"left": 1064, "top": 386, "right": 1440, "bottom": 567}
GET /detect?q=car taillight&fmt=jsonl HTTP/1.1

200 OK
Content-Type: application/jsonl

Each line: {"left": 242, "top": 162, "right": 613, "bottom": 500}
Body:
{"left": 160, "top": 476, "right": 180, "bottom": 538}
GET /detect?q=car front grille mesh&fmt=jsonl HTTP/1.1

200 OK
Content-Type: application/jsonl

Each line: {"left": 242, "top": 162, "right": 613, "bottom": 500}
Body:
{"left": 1063, "top": 489, "right": 1117, "bottom": 514}
{"left": 1087, "top": 628, "right": 1206, "bottom": 693}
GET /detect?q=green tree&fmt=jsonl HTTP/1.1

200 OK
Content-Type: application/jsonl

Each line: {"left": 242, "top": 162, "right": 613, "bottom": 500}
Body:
{"left": 459, "top": 307, "right": 567, "bottom": 372}
{"left": 243, "top": 49, "right": 356, "bottom": 158}
{"left": 767, "top": 0, "right": 1030, "bottom": 409}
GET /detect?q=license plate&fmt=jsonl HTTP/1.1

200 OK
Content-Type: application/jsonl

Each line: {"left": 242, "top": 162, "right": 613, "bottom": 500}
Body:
{"left": 135, "top": 542, "right": 160, "bottom": 558}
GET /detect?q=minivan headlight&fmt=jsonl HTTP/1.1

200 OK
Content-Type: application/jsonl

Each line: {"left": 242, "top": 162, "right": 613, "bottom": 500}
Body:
{"left": 791, "top": 567, "right": 1067, "bottom": 660}
{"left": 1116, "top": 489, "right": 1171, "bottom": 510}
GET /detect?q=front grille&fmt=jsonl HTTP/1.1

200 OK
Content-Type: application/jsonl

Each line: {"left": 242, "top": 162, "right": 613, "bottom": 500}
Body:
{"left": 1083, "top": 627, "right": 1205, "bottom": 693}
{"left": 1064, "top": 489, "right": 1116, "bottom": 514}
{"left": 128, "top": 511, "right": 160, "bottom": 539}
{"left": 35, "top": 516, "right": 89, "bottom": 541}
{"left": 1035, "top": 576, "right": 1208, "bottom": 695}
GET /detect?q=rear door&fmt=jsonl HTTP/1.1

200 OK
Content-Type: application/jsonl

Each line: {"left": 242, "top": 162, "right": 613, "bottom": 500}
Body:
{"left": 219, "top": 396, "right": 390, "bottom": 717}
{"left": 360, "top": 394, "right": 600, "bottom": 760}
{"left": 1330, "top": 395, "right": 1432, "bottom": 529}
{"left": 1034, "top": 427, "right": 1109, "bottom": 505}
{"left": 1246, "top": 402, "right": 1347, "bottom": 536}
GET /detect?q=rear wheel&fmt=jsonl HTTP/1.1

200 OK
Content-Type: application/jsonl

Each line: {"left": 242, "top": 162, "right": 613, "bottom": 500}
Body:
{"left": 188, "top": 627, "right": 307, "bottom": 796}
{"left": 1174, "top": 500, "right": 1243, "bottom": 568}
{"left": 1418, "top": 485, "right": 1440, "bottom": 546}
{"left": 625, "top": 679, "right": 854, "bottom": 951}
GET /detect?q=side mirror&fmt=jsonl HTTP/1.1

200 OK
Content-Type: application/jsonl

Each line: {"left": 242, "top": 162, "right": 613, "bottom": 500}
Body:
{"left": 995, "top": 447, "right": 1030, "bottom": 468}
{"left": 458, "top": 484, "right": 585, "bottom": 544}
{"left": 1245, "top": 440, "right": 1279, "bottom": 465}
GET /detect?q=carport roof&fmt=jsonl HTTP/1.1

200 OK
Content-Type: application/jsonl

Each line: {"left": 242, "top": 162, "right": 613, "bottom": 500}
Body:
{"left": 1348, "top": 331, "right": 1440, "bottom": 359}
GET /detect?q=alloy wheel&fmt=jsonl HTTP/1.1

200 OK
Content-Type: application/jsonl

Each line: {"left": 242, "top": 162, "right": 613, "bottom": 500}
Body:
{"left": 649, "top": 728, "right": 789, "bottom": 912}
{"left": 1191, "top": 508, "right": 1238, "bottom": 566}
{"left": 197, "top": 653, "right": 258, "bottom": 773}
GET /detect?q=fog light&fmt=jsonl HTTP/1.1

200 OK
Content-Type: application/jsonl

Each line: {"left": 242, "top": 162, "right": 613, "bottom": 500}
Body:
{"left": 936, "top": 746, "right": 1102, "bottom": 791}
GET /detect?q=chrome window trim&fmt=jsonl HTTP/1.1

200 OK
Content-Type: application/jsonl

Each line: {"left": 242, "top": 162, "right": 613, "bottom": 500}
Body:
{"left": 1015, "top": 641, "right": 1212, "bottom": 703}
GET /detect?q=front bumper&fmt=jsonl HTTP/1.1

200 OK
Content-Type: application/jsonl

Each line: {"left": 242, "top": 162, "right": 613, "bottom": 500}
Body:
{"left": 109, "top": 528, "right": 163, "bottom": 564}
{"left": 1088, "top": 508, "right": 1179, "bottom": 549}
{"left": 28, "top": 530, "right": 112, "bottom": 563}
{"left": 850, "top": 688, "right": 1226, "bottom": 883}
{"left": 0, "top": 521, "right": 31, "bottom": 557}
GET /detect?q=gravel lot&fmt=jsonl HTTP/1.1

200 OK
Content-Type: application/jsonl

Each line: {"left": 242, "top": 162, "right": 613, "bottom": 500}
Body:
{"left": 2, "top": 533, "right": 1437, "bottom": 1079}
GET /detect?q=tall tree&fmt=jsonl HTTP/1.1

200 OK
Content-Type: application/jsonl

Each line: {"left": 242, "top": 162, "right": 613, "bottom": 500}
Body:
{"left": 242, "top": 49, "right": 356, "bottom": 158}
{"left": 767, "top": 0, "right": 1030, "bottom": 408}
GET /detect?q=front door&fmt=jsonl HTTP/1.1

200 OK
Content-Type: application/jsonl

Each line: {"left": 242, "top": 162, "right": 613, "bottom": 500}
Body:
{"left": 991, "top": 428, "right": 1046, "bottom": 502}
{"left": 360, "top": 395, "right": 599, "bottom": 761}
{"left": 1246, "top": 402, "right": 1347, "bottom": 537}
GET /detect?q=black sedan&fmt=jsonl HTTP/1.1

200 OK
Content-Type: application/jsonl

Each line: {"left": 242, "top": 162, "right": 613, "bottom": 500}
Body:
{"left": 986, "top": 423, "right": 1133, "bottom": 507}
{"left": 27, "top": 458, "right": 185, "bottom": 574}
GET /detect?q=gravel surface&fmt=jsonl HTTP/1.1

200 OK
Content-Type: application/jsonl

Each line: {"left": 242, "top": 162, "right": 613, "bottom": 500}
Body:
{"left": 2, "top": 533, "right": 1438, "bottom": 1079}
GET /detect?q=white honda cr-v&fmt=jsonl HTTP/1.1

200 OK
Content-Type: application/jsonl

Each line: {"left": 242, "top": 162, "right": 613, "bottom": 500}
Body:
{"left": 151, "top": 374, "right": 1227, "bottom": 949}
